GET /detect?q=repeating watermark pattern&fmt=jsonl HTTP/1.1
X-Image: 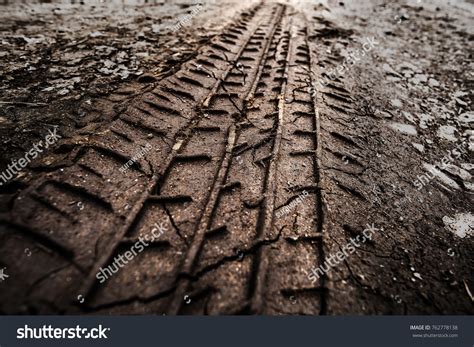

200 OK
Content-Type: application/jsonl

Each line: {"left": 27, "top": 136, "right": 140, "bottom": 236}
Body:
{"left": 0, "top": 126, "right": 61, "bottom": 186}
{"left": 289, "top": 296, "right": 297, "bottom": 305}
{"left": 95, "top": 222, "right": 168, "bottom": 284}
{"left": 0, "top": 267, "right": 9, "bottom": 282}
{"left": 119, "top": 143, "right": 152, "bottom": 173}
{"left": 306, "top": 223, "right": 379, "bottom": 283}
{"left": 413, "top": 142, "right": 466, "bottom": 190}
{"left": 370, "top": 137, "right": 472, "bottom": 210}
{"left": 309, "top": 37, "right": 379, "bottom": 95}
{"left": 167, "top": 3, "right": 203, "bottom": 32}
{"left": 275, "top": 190, "right": 309, "bottom": 218}
{"left": 393, "top": 295, "right": 403, "bottom": 304}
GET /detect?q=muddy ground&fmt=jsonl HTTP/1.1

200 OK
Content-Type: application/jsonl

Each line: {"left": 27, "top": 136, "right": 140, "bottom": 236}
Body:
{"left": 0, "top": 0, "right": 472, "bottom": 315}
{"left": 0, "top": 0, "right": 257, "bottom": 164}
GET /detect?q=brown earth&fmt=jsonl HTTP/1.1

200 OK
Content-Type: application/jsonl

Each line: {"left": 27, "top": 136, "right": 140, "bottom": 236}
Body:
{"left": 0, "top": 0, "right": 472, "bottom": 315}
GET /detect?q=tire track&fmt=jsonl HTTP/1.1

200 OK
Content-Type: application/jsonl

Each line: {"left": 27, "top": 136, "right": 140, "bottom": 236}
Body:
{"left": 0, "top": 3, "right": 277, "bottom": 314}
{"left": 0, "top": 3, "right": 330, "bottom": 316}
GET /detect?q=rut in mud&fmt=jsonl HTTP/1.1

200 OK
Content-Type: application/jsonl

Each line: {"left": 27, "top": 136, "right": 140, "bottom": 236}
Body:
{"left": 0, "top": 1, "right": 472, "bottom": 316}
{"left": 0, "top": 4, "right": 326, "bottom": 315}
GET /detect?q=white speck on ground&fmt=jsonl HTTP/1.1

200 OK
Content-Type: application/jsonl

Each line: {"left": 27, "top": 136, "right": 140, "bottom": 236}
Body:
{"left": 412, "top": 143, "right": 424, "bottom": 152}
{"left": 388, "top": 122, "right": 417, "bottom": 135}
{"left": 437, "top": 125, "right": 457, "bottom": 142}
{"left": 442, "top": 213, "right": 474, "bottom": 238}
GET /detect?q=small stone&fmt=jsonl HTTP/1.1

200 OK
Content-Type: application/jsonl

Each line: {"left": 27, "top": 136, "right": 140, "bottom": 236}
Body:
{"left": 402, "top": 111, "right": 416, "bottom": 123}
{"left": 383, "top": 64, "right": 402, "bottom": 78}
{"left": 377, "top": 110, "right": 393, "bottom": 118}
{"left": 458, "top": 112, "right": 474, "bottom": 124}
{"left": 388, "top": 122, "right": 417, "bottom": 135}
{"left": 89, "top": 31, "right": 103, "bottom": 38}
{"left": 428, "top": 78, "right": 440, "bottom": 87}
{"left": 453, "top": 91, "right": 468, "bottom": 98}
{"left": 455, "top": 98, "right": 467, "bottom": 107}
{"left": 412, "top": 143, "right": 424, "bottom": 152}
{"left": 412, "top": 74, "right": 428, "bottom": 84}
{"left": 390, "top": 99, "right": 403, "bottom": 108}
{"left": 437, "top": 125, "right": 457, "bottom": 142}
{"left": 398, "top": 62, "right": 421, "bottom": 73}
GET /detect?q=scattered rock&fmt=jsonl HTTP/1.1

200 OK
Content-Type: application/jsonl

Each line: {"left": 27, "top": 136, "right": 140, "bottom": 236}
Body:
{"left": 390, "top": 98, "right": 403, "bottom": 108}
{"left": 402, "top": 111, "right": 416, "bottom": 123}
{"left": 89, "top": 31, "right": 103, "bottom": 38}
{"left": 417, "top": 113, "right": 434, "bottom": 129}
{"left": 412, "top": 143, "right": 424, "bottom": 152}
{"left": 383, "top": 63, "right": 402, "bottom": 78}
{"left": 411, "top": 73, "right": 428, "bottom": 84}
{"left": 388, "top": 122, "right": 417, "bottom": 135}
{"left": 437, "top": 125, "right": 457, "bottom": 142}
{"left": 442, "top": 213, "right": 473, "bottom": 238}
{"left": 428, "top": 78, "right": 440, "bottom": 87}
{"left": 458, "top": 112, "right": 473, "bottom": 124}
{"left": 454, "top": 98, "right": 468, "bottom": 107}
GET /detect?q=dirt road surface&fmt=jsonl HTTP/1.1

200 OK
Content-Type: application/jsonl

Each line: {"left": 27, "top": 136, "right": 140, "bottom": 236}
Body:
{"left": 0, "top": 0, "right": 472, "bottom": 315}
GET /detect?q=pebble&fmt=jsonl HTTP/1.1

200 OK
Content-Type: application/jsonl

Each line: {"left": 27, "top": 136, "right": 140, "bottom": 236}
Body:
{"left": 437, "top": 125, "right": 457, "bottom": 142}
{"left": 411, "top": 74, "right": 428, "bottom": 84}
{"left": 454, "top": 98, "right": 467, "bottom": 107}
{"left": 383, "top": 63, "right": 402, "bottom": 78}
{"left": 412, "top": 143, "right": 424, "bottom": 152}
{"left": 428, "top": 78, "right": 440, "bottom": 87}
{"left": 388, "top": 122, "right": 417, "bottom": 135}
{"left": 390, "top": 98, "right": 403, "bottom": 108}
